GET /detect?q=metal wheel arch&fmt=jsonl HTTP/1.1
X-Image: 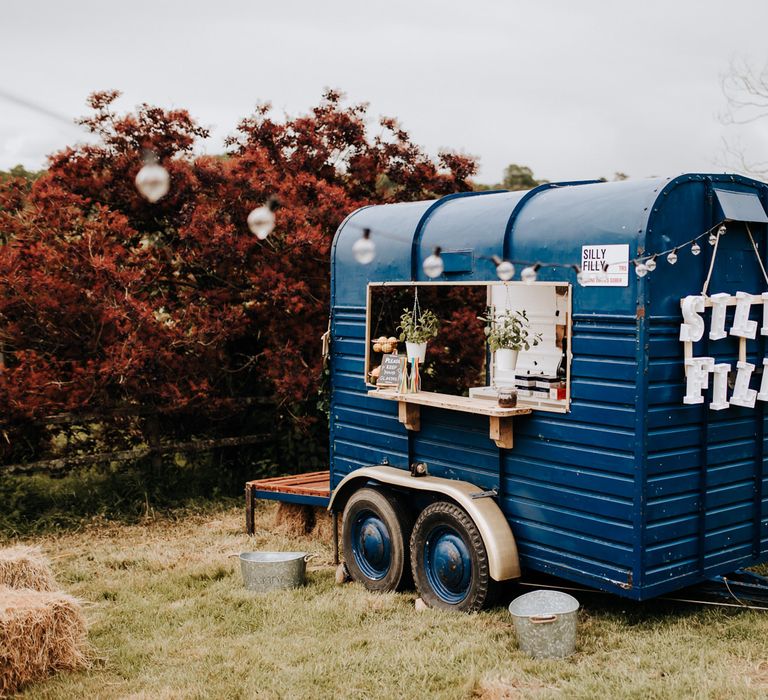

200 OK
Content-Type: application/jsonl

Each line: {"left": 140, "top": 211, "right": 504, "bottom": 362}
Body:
{"left": 329, "top": 465, "right": 520, "bottom": 581}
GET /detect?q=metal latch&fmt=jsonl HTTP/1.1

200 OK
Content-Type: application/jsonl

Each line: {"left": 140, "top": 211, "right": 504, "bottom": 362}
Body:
{"left": 471, "top": 488, "right": 498, "bottom": 500}
{"left": 321, "top": 327, "right": 331, "bottom": 361}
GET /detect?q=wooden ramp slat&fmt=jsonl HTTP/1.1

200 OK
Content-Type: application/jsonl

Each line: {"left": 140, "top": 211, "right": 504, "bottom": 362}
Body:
{"left": 246, "top": 471, "right": 330, "bottom": 497}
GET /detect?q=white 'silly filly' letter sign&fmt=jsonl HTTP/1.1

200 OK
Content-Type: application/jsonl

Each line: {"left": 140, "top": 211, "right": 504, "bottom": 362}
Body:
{"left": 680, "top": 292, "right": 768, "bottom": 410}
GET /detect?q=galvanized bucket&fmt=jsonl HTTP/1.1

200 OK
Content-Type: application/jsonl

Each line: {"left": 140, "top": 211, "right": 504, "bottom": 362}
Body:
{"left": 238, "top": 552, "right": 310, "bottom": 592}
{"left": 509, "top": 590, "right": 579, "bottom": 659}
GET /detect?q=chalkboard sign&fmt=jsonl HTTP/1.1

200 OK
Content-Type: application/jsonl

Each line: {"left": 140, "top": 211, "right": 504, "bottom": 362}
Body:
{"left": 376, "top": 354, "right": 405, "bottom": 388}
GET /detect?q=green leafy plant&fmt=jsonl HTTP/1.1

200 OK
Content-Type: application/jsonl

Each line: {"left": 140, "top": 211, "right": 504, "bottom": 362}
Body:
{"left": 398, "top": 308, "right": 440, "bottom": 344}
{"left": 478, "top": 306, "right": 541, "bottom": 352}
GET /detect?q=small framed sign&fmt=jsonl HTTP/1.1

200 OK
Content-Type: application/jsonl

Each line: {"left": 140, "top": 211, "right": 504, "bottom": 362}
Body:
{"left": 376, "top": 354, "right": 405, "bottom": 388}
{"left": 580, "top": 244, "right": 629, "bottom": 286}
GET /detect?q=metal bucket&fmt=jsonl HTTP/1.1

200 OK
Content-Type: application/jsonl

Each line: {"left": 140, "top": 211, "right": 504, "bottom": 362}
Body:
{"left": 238, "top": 552, "right": 310, "bottom": 592}
{"left": 509, "top": 590, "right": 579, "bottom": 659}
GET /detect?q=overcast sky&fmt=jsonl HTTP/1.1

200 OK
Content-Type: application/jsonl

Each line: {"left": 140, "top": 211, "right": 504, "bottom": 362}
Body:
{"left": 2, "top": 0, "right": 768, "bottom": 183}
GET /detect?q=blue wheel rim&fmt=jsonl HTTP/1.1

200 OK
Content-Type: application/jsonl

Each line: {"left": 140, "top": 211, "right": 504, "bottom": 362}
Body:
{"left": 423, "top": 525, "right": 471, "bottom": 604}
{"left": 351, "top": 509, "right": 392, "bottom": 580}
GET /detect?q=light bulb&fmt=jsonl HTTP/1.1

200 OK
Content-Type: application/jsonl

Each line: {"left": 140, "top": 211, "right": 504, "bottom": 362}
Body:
{"left": 521, "top": 266, "right": 538, "bottom": 284}
{"left": 247, "top": 205, "right": 276, "bottom": 239}
{"left": 718, "top": 225, "right": 727, "bottom": 236}
{"left": 135, "top": 163, "right": 170, "bottom": 203}
{"left": 667, "top": 249, "right": 678, "bottom": 265}
{"left": 496, "top": 260, "right": 515, "bottom": 281}
{"left": 645, "top": 256, "right": 657, "bottom": 272}
{"left": 709, "top": 232, "right": 717, "bottom": 245}
{"left": 423, "top": 248, "right": 444, "bottom": 278}
{"left": 352, "top": 228, "right": 375, "bottom": 264}
{"left": 635, "top": 262, "right": 648, "bottom": 278}
{"left": 691, "top": 241, "right": 701, "bottom": 256}
{"left": 572, "top": 265, "right": 587, "bottom": 286}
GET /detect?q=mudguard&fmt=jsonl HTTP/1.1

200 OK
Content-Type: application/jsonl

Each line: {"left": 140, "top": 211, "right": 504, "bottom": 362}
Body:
{"left": 329, "top": 465, "right": 520, "bottom": 581}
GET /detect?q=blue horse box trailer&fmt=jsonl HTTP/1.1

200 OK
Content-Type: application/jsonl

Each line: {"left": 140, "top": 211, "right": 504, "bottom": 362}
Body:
{"left": 247, "top": 173, "right": 768, "bottom": 611}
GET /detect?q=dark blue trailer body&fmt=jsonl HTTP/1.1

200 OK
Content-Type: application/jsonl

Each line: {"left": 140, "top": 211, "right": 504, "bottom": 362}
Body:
{"left": 329, "top": 174, "right": 768, "bottom": 601}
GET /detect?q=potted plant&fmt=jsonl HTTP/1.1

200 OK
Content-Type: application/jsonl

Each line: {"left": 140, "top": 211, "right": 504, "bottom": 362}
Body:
{"left": 478, "top": 306, "right": 541, "bottom": 372}
{"left": 398, "top": 307, "right": 440, "bottom": 362}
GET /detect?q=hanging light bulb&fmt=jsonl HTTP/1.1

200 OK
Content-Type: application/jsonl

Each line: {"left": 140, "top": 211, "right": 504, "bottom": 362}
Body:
{"left": 423, "top": 247, "right": 444, "bottom": 278}
{"left": 635, "top": 261, "right": 648, "bottom": 278}
{"left": 645, "top": 255, "right": 657, "bottom": 272}
{"left": 352, "top": 228, "right": 375, "bottom": 264}
{"left": 718, "top": 224, "right": 727, "bottom": 236}
{"left": 708, "top": 231, "right": 717, "bottom": 245}
{"left": 572, "top": 264, "right": 587, "bottom": 286}
{"left": 521, "top": 263, "right": 540, "bottom": 284}
{"left": 492, "top": 256, "right": 515, "bottom": 281}
{"left": 691, "top": 241, "right": 701, "bottom": 256}
{"left": 247, "top": 196, "right": 281, "bottom": 239}
{"left": 667, "top": 248, "right": 678, "bottom": 265}
{"left": 135, "top": 151, "right": 169, "bottom": 203}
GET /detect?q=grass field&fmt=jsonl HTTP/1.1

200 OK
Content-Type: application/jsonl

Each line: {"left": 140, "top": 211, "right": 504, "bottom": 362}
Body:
{"left": 6, "top": 502, "right": 768, "bottom": 699}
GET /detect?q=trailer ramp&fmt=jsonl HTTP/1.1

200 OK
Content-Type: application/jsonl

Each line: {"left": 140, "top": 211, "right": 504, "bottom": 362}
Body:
{"left": 245, "top": 471, "right": 330, "bottom": 535}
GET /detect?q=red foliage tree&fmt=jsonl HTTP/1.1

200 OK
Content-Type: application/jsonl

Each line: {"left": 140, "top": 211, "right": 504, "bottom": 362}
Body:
{"left": 0, "top": 90, "right": 476, "bottom": 465}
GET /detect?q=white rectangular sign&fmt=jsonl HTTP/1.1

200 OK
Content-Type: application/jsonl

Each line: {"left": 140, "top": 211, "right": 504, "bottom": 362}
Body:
{"left": 580, "top": 244, "right": 629, "bottom": 287}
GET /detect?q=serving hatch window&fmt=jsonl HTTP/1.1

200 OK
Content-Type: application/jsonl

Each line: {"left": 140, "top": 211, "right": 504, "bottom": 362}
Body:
{"left": 365, "top": 281, "right": 572, "bottom": 413}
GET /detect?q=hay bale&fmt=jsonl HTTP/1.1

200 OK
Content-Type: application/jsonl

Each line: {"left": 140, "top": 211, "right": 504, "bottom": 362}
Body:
{"left": 0, "top": 586, "right": 90, "bottom": 696}
{"left": 274, "top": 502, "right": 314, "bottom": 535}
{"left": 0, "top": 546, "right": 57, "bottom": 592}
{"left": 274, "top": 503, "right": 336, "bottom": 540}
{"left": 311, "top": 508, "right": 335, "bottom": 541}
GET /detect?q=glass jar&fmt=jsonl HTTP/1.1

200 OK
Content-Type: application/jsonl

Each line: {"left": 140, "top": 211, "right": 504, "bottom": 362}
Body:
{"left": 497, "top": 389, "right": 517, "bottom": 408}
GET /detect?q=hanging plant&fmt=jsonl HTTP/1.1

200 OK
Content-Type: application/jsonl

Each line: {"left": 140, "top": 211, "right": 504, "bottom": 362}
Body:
{"left": 478, "top": 306, "right": 541, "bottom": 352}
{"left": 398, "top": 307, "right": 439, "bottom": 344}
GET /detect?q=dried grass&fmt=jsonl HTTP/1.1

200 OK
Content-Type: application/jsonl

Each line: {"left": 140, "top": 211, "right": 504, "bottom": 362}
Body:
{"left": 0, "top": 545, "right": 57, "bottom": 592}
{"left": 11, "top": 504, "right": 768, "bottom": 699}
{"left": 0, "top": 586, "right": 91, "bottom": 697}
{"left": 473, "top": 675, "right": 557, "bottom": 699}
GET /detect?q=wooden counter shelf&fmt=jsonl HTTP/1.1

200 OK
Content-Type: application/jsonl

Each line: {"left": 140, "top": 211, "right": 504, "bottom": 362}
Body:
{"left": 367, "top": 389, "right": 532, "bottom": 449}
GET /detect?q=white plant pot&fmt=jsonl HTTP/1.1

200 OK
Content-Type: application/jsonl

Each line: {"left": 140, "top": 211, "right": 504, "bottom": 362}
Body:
{"left": 406, "top": 341, "right": 427, "bottom": 363}
{"left": 495, "top": 348, "right": 519, "bottom": 372}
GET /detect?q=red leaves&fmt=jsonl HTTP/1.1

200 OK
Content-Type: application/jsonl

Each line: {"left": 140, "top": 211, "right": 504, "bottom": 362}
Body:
{"left": 0, "top": 89, "right": 476, "bottom": 430}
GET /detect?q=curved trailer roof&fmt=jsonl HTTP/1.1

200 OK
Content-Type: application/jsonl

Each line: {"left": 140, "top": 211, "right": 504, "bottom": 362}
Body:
{"left": 332, "top": 174, "right": 768, "bottom": 316}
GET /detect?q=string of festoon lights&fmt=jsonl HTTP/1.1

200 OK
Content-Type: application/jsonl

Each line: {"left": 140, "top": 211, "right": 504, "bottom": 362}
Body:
{"left": 345, "top": 220, "right": 732, "bottom": 285}
{"left": 134, "top": 157, "right": 730, "bottom": 286}
{"left": 3, "top": 89, "right": 729, "bottom": 282}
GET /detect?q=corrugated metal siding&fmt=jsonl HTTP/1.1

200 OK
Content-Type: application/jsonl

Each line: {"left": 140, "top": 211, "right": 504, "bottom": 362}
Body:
{"left": 643, "top": 317, "right": 766, "bottom": 594}
{"left": 330, "top": 307, "right": 642, "bottom": 593}
{"left": 330, "top": 306, "right": 408, "bottom": 488}
{"left": 412, "top": 410, "right": 500, "bottom": 491}
{"left": 501, "top": 314, "right": 638, "bottom": 592}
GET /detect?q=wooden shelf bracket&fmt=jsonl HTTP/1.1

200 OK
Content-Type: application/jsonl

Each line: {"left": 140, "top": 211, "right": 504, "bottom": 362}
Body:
{"left": 398, "top": 401, "right": 421, "bottom": 431}
{"left": 488, "top": 416, "right": 514, "bottom": 449}
{"left": 370, "top": 389, "right": 529, "bottom": 450}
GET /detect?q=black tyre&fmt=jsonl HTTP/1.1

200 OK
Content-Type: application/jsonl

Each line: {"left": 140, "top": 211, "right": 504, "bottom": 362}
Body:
{"left": 410, "top": 500, "right": 493, "bottom": 612}
{"left": 342, "top": 487, "right": 413, "bottom": 592}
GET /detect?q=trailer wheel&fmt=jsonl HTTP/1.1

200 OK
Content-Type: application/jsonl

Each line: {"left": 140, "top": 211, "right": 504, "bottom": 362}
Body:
{"left": 342, "top": 488, "right": 412, "bottom": 592}
{"left": 410, "top": 501, "right": 492, "bottom": 612}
